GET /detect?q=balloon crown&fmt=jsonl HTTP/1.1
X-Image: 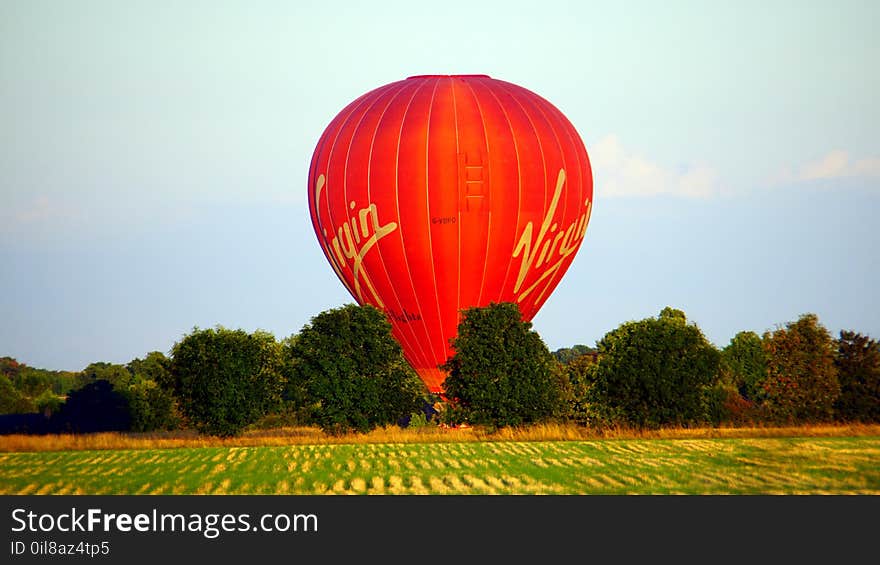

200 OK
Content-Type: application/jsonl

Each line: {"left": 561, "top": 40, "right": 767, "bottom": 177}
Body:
{"left": 406, "top": 74, "right": 491, "bottom": 79}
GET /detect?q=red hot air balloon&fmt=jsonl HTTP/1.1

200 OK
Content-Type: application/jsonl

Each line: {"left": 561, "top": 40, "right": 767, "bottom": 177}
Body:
{"left": 308, "top": 75, "right": 593, "bottom": 393}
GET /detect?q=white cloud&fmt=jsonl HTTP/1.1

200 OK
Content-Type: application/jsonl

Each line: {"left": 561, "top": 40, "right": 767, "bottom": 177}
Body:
{"left": 853, "top": 156, "right": 880, "bottom": 177}
{"left": 0, "top": 195, "right": 85, "bottom": 237}
{"left": 14, "top": 196, "right": 56, "bottom": 223}
{"left": 589, "top": 135, "right": 720, "bottom": 198}
{"left": 772, "top": 150, "right": 880, "bottom": 184}
{"left": 799, "top": 149, "right": 850, "bottom": 180}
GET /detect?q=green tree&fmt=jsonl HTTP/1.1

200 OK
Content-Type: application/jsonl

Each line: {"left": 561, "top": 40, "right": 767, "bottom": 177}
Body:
{"left": 47, "top": 371, "right": 81, "bottom": 396}
{"left": 79, "top": 362, "right": 131, "bottom": 389}
{"left": 53, "top": 380, "right": 131, "bottom": 433}
{"left": 1, "top": 358, "right": 79, "bottom": 396}
{"left": 660, "top": 306, "right": 687, "bottom": 322}
{"left": 11, "top": 368, "right": 52, "bottom": 398}
{"left": 124, "top": 379, "right": 180, "bottom": 432}
{"left": 127, "top": 352, "right": 171, "bottom": 386}
{"left": 0, "top": 376, "right": 36, "bottom": 414}
{"left": 273, "top": 334, "right": 313, "bottom": 427}
{"left": 0, "top": 357, "right": 24, "bottom": 380}
{"left": 589, "top": 307, "right": 721, "bottom": 428}
{"left": 123, "top": 351, "right": 180, "bottom": 432}
{"left": 34, "top": 389, "right": 64, "bottom": 418}
{"left": 562, "top": 352, "right": 602, "bottom": 425}
{"left": 720, "top": 331, "right": 767, "bottom": 402}
{"left": 441, "top": 302, "right": 565, "bottom": 428}
{"left": 762, "top": 313, "right": 839, "bottom": 423}
{"left": 834, "top": 330, "right": 880, "bottom": 422}
{"left": 552, "top": 344, "right": 597, "bottom": 365}
{"left": 168, "top": 327, "right": 284, "bottom": 436}
{"left": 286, "top": 304, "right": 425, "bottom": 434}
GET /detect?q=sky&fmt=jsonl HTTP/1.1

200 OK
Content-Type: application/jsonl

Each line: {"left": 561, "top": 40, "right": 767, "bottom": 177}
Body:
{"left": 1, "top": 0, "right": 878, "bottom": 372}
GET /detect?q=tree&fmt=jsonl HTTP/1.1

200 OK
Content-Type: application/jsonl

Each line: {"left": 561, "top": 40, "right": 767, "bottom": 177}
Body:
{"left": 286, "top": 304, "right": 425, "bottom": 434}
{"left": 1, "top": 358, "right": 77, "bottom": 416}
{"left": 53, "top": 380, "right": 131, "bottom": 433}
{"left": 11, "top": 368, "right": 53, "bottom": 398}
{"left": 123, "top": 351, "right": 180, "bottom": 432}
{"left": 552, "top": 345, "right": 597, "bottom": 365}
{"left": 124, "top": 380, "right": 180, "bottom": 432}
{"left": 562, "top": 352, "right": 602, "bottom": 425}
{"left": 127, "top": 351, "right": 172, "bottom": 386}
{"left": 168, "top": 327, "right": 284, "bottom": 436}
{"left": 440, "top": 302, "right": 565, "bottom": 428}
{"left": 834, "top": 330, "right": 880, "bottom": 422}
{"left": 34, "top": 389, "right": 63, "bottom": 418}
{"left": 714, "top": 331, "right": 770, "bottom": 425}
{"left": 720, "top": 331, "right": 767, "bottom": 402}
{"left": 762, "top": 313, "right": 839, "bottom": 423}
{"left": 79, "top": 362, "right": 131, "bottom": 389}
{"left": 0, "top": 357, "right": 23, "bottom": 380}
{"left": 0, "top": 376, "right": 35, "bottom": 414}
{"left": 1, "top": 358, "right": 79, "bottom": 396}
{"left": 588, "top": 307, "right": 721, "bottom": 428}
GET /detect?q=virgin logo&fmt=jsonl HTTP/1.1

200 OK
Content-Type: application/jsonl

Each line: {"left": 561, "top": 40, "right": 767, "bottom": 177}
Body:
{"left": 313, "top": 174, "right": 398, "bottom": 308}
{"left": 512, "top": 169, "right": 591, "bottom": 303}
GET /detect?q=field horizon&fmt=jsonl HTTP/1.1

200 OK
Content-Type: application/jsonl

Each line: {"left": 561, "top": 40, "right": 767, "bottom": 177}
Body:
{"left": 2, "top": 422, "right": 879, "bottom": 453}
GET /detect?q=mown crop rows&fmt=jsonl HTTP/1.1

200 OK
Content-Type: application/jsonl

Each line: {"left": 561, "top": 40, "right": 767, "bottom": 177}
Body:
{"left": 2, "top": 437, "right": 878, "bottom": 495}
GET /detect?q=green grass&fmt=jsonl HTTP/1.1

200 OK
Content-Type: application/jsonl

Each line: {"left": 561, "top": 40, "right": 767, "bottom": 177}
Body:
{"left": 2, "top": 436, "right": 879, "bottom": 494}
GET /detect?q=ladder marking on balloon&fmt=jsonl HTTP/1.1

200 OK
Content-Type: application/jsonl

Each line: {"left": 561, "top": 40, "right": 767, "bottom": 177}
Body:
{"left": 460, "top": 80, "right": 494, "bottom": 307}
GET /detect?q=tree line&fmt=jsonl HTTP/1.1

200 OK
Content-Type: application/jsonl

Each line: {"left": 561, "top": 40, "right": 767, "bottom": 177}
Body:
{"left": 0, "top": 305, "right": 425, "bottom": 436}
{"left": 0, "top": 352, "right": 178, "bottom": 434}
{"left": 445, "top": 305, "right": 878, "bottom": 430}
{"left": 1, "top": 303, "right": 878, "bottom": 436}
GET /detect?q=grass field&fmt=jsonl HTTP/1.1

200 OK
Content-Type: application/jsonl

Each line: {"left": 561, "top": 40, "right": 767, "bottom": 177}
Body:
{"left": 2, "top": 427, "right": 879, "bottom": 494}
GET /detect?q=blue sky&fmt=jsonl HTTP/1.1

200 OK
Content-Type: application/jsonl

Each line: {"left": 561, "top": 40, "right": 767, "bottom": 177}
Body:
{"left": 1, "top": 0, "right": 878, "bottom": 371}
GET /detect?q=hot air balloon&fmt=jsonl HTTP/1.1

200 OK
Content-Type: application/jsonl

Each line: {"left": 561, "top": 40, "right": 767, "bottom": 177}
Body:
{"left": 308, "top": 74, "right": 593, "bottom": 393}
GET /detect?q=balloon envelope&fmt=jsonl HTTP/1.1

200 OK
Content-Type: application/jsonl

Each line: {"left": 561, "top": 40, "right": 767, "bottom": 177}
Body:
{"left": 308, "top": 75, "right": 593, "bottom": 393}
